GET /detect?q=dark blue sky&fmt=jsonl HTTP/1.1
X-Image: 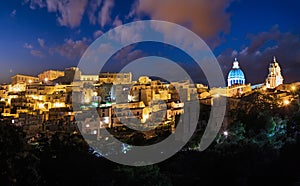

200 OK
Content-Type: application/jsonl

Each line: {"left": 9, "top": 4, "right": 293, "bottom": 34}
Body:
{"left": 1, "top": 0, "right": 300, "bottom": 84}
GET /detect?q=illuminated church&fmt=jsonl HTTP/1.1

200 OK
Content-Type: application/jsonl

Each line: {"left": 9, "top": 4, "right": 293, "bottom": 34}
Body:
{"left": 211, "top": 56, "right": 285, "bottom": 98}
{"left": 227, "top": 58, "right": 245, "bottom": 87}
{"left": 265, "top": 56, "right": 284, "bottom": 89}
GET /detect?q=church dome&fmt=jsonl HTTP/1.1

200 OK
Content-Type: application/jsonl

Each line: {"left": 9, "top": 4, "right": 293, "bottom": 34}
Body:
{"left": 228, "top": 68, "right": 245, "bottom": 80}
{"left": 227, "top": 58, "right": 246, "bottom": 86}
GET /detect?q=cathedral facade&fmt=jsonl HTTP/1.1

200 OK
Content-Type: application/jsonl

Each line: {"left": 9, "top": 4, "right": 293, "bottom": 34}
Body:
{"left": 265, "top": 57, "right": 284, "bottom": 89}
{"left": 227, "top": 58, "right": 246, "bottom": 87}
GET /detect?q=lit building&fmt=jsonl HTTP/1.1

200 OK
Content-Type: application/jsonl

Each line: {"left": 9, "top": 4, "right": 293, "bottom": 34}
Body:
{"left": 52, "top": 67, "right": 82, "bottom": 84}
{"left": 11, "top": 74, "right": 39, "bottom": 85}
{"left": 80, "top": 75, "right": 99, "bottom": 82}
{"left": 65, "top": 67, "right": 82, "bottom": 81}
{"left": 38, "top": 70, "right": 64, "bottom": 81}
{"left": 265, "top": 56, "right": 284, "bottom": 89}
{"left": 227, "top": 58, "right": 246, "bottom": 87}
{"left": 99, "top": 72, "right": 132, "bottom": 84}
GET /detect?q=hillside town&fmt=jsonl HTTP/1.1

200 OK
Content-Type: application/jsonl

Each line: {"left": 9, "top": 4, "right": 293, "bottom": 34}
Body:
{"left": 0, "top": 57, "right": 299, "bottom": 144}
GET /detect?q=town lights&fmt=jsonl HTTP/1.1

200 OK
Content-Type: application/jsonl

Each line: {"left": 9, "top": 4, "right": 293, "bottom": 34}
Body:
{"left": 223, "top": 131, "right": 228, "bottom": 136}
{"left": 283, "top": 100, "right": 290, "bottom": 106}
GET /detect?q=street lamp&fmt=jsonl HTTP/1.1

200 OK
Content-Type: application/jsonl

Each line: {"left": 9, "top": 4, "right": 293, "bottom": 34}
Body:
{"left": 223, "top": 131, "right": 228, "bottom": 137}
{"left": 283, "top": 100, "right": 290, "bottom": 106}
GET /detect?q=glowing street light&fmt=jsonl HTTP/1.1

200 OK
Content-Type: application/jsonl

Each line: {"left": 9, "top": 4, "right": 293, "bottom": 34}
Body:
{"left": 291, "top": 86, "right": 296, "bottom": 91}
{"left": 28, "top": 79, "right": 33, "bottom": 84}
{"left": 44, "top": 78, "right": 48, "bottom": 82}
{"left": 223, "top": 131, "right": 228, "bottom": 137}
{"left": 283, "top": 100, "right": 290, "bottom": 106}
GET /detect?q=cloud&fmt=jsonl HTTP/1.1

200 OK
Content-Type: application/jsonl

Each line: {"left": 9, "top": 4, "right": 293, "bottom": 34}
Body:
{"left": 93, "top": 30, "right": 104, "bottom": 39}
{"left": 46, "top": 0, "right": 88, "bottom": 28}
{"left": 23, "top": 0, "right": 46, "bottom": 9}
{"left": 101, "top": 45, "right": 147, "bottom": 72}
{"left": 112, "top": 46, "right": 146, "bottom": 63}
{"left": 23, "top": 43, "right": 33, "bottom": 49}
{"left": 98, "top": 0, "right": 114, "bottom": 27}
{"left": 51, "top": 38, "right": 89, "bottom": 60}
{"left": 87, "top": 0, "right": 102, "bottom": 24}
{"left": 112, "top": 15, "right": 122, "bottom": 27}
{"left": 10, "top": 9, "right": 16, "bottom": 17}
{"left": 37, "top": 38, "right": 45, "bottom": 48}
{"left": 108, "top": 22, "right": 144, "bottom": 45}
{"left": 24, "top": 0, "right": 118, "bottom": 28}
{"left": 23, "top": 41, "right": 45, "bottom": 58}
{"left": 24, "top": 37, "right": 89, "bottom": 60}
{"left": 132, "top": 0, "right": 233, "bottom": 45}
{"left": 30, "top": 50, "right": 44, "bottom": 58}
{"left": 218, "top": 26, "right": 300, "bottom": 84}
{"left": 24, "top": 0, "right": 89, "bottom": 28}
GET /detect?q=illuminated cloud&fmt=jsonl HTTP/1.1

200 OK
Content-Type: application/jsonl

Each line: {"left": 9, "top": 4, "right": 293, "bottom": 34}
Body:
{"left": 113, "top": 16, "right": 122, "bottom": 27}
{"left": 30, "top": 50, "right": 44, "bottom": 58}
{"left": 23, "top": 43, "right": 33, "bottom": 49}
{"left": 93, "top": 30, "right": 104, "bottom": 39}
{"left": 132, "top": 0, "right": 233, "bottom": 44}
{"left": 108, "top": 22, "right": 144, "bottom": 44}
{"left": 37, "top": 38, "right": 45, "bottom": 48}
{"left": 87, "top": 0, "right": 102, "bottom": 25}
{"left": 24, "top": 0, "right": 117, "bottom": 28}
{"left": 46, "top": 0, "right": 88, "bottom": 28}
{"left": 23, "top": 42, "right": 44, "bottom": 58}
{"left": 51, "top": 38, "right": 89, "bottom": 60}
{"left": 23, "top": 0, "right": 46, "bottom": 9}
{"left": 10, "top": 9, "right": 16, "bottom": 17}
{"left": 98, "top": 0, "right": 114, "bottom": 27}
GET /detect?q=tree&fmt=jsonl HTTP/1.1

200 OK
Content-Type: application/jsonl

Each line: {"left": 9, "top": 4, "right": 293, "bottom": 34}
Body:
{"left": 113, "top": 165, "right": 172, "bottom": 186}
{"left": 0, "top": 124, "right": 41, "bottom": 185}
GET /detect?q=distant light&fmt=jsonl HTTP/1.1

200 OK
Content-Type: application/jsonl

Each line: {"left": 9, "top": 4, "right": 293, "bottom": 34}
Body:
{"left": 93, "top": 130, "right": 97, "bottom": 134}
{"left": 223, "top": 131, "right": 228, "bottom": 136}
{"left": 86, "top": 124, "right": 90, "bottom": 128}
{"left": 44, "top": 78, "right": 48, "bottom": 82}
{"left": 28, "top": 80, "right": 33, "bottom": 84}
{"left": 103, "top": 117, "right": 109, "bottom": 124}
{"left": 283, "top": 100, "right": 290, "bottom": 105}
{"left": 53, "top": 102, "right": 64, "bottom": 108}
{"left": 12, "top": 119, "right": 15, "bottom": 124}
{"left": 291, "top": 86, "right": 296, "bottom": 91}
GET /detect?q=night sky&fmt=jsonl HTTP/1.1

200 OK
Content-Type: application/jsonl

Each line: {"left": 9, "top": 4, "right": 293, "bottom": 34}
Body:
{"left": 1, "top": 0, "right": 300, "bottom": 84}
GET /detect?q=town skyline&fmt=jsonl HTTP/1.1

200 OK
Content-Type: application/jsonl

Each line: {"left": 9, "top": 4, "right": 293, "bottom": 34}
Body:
{"left": 2, "top": 1, "right": 300, "bottom": 185}
{"left": 1, "top": 0, "right": 300, "bottom": 84}
{"left": 2, "top": 56, "right": 296, "bottom": 89}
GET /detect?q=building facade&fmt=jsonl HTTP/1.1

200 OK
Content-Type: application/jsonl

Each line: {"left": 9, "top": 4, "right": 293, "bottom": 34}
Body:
{"left": 38, "top": 70, "right": 64, "bottom": 81}
{"left": 11, "top": 74, "right": 39, "bottom": 85}
{"left": 227, "top": 58, "right": 246, "bottom": 87}
{"left": 99, "top": 72, "right": 132, "bottom": 84}
{"left": 266, "top": 56, "right": 284, "bottom": 89}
